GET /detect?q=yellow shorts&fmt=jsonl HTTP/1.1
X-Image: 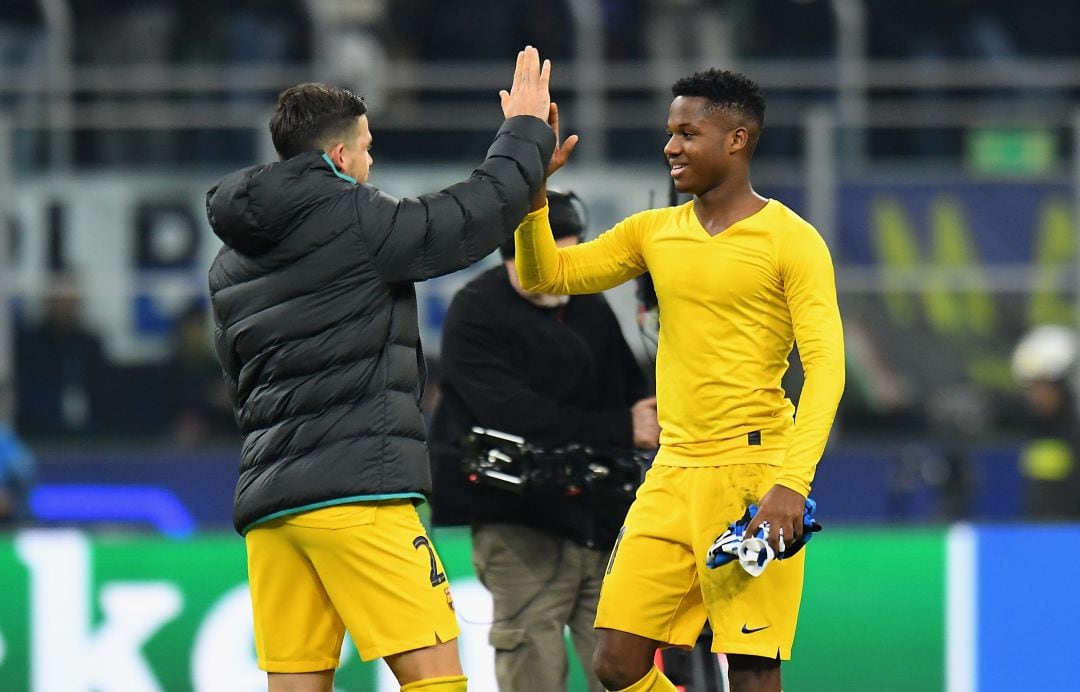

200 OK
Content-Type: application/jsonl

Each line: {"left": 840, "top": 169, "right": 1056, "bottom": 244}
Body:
{"left": 595, "top": 463, "right": 805, "bottom": 660}
{"left": 245, "top": 500, "right": 460, "bottom": 672}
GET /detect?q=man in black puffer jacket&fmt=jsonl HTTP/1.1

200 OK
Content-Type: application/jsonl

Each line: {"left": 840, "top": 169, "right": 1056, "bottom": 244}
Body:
{"left": 206, "top": 47, "right": 568, "bottom": 692}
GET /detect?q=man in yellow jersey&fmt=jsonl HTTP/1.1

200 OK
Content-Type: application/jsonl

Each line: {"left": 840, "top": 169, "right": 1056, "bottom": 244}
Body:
{"left": 206, "top": 47, "right": 558, "bottom": 692}
{"left": 514, "top": 69, "right": 845, "bottom": 692}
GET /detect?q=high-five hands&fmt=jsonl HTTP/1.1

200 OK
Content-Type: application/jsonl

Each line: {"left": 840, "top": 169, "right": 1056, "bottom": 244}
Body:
{"left": 501, "top": 47, "right": 579, "bottom": 179}
{"left": 500, "top": 46, "right": 552, "bottom": 121}
{"left": 545, "top": 102, "right": 578, "bottom": 179}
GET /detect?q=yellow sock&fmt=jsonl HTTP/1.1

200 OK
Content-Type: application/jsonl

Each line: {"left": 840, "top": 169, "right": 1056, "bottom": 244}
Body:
{"left": 611, "top": 665, "right": 678, "bottom": 692}
{"left": 400, "top": 674, "right": 468, "bottom": 692}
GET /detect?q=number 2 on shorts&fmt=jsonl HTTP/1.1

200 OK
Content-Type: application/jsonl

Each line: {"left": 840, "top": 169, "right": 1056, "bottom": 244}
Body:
{"left": 413, "top": 535, "right": 448, "bottom": 587}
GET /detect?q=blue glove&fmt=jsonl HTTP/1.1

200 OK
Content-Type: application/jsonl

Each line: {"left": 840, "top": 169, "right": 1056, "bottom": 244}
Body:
{"left": 705, "top": 498, "right": 822, "bottom": 574}
{"left": 782, "top": 497, "right": 822, "bottom": 559}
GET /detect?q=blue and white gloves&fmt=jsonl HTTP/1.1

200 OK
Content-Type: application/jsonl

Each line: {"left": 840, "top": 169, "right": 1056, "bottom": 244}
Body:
{"left": 705, "top": 498, "right": 821, "bottom": 577}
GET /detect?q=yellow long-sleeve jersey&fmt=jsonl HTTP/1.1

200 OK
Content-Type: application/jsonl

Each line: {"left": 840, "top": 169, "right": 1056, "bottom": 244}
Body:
{"left": 515, "top": 199, "right": 845, "bottom": 497}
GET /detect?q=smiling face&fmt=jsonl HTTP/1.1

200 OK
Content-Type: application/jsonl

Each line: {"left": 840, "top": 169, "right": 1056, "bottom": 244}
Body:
{"left": 664, "top": 96, "right": 753, "bottom": 196}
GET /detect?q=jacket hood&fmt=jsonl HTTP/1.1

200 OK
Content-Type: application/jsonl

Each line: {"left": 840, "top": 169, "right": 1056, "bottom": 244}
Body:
{"left": 206, "top": 151, "right": 350, "bottom": 255}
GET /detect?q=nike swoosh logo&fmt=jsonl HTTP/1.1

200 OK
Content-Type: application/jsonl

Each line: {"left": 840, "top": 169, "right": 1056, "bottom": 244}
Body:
{"left": 741, "top": 624, "right": 770, "bottom": 634}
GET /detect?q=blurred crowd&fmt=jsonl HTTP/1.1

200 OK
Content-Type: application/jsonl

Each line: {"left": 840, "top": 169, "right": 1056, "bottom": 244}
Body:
{"left": 3, "top": 0, "right": 1080, "bottom": 167}
{"left": 13, "top": 277, "right": 234, "bottom": 446}
{"left": 2, "top": 0, "right": 1079, "bottom": 526}
{"left": 7, "top": 0, "right": 1072, "bottom": 64}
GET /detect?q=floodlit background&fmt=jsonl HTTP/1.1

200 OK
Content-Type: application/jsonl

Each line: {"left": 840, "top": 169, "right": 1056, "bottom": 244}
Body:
{"left": 1, "top": 1, "right": 1079, "bottom": 690}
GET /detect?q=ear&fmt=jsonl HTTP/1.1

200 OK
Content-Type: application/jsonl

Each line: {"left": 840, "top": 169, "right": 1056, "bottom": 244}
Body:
{"left": 327, "top": 142, "right": 347, "bottom": 170}
{"left": 729, "top": 126, "right": 750, "bottom": 155}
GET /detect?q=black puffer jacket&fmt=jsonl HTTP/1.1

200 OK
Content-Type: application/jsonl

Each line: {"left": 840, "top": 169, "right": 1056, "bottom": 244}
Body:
{"left": 207, "top": 116, "right": 554, "bottom": 534}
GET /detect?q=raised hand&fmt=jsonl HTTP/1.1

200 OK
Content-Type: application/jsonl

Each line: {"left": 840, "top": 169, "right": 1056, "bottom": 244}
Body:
{"left": 500, "top": 46, "right": 551, "bottom": 121}
{"left": 526, "top": 101, "right": 582, "bottom": 211}
{"left": 545, "top": 102, "right": 579, "bottom": 179}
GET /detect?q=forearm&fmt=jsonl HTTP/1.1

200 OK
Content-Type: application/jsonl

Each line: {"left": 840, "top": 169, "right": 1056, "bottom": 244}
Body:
{"left": 777, "top": 317, "right": 846, "bottom": 496}
{"left": 363, "top": 116, "right": 554, "bottom": 282}
{"left": 514, "top": 205, "right": 562, "bottom": 292}
{"left": 515, "top": 205, "right": 645, "bottom": 294}
{"left": 778, "top": 225, "right": 846, "bottom": 496}
{"left": 776, "top": 361, "right": 845, "bottom": 496}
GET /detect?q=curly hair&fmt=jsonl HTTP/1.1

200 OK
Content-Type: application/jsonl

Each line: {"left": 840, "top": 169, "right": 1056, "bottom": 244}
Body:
{"left": 269, "top": 83, "right": 367, "bottom": 160}
{"left": 671, "top": 68, "right": 765, "bottom": 133}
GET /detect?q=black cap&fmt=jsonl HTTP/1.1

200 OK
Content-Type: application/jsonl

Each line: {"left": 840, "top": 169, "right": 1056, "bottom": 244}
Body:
{"left": 500, "top": 189, "right": 585, "bottom": 260}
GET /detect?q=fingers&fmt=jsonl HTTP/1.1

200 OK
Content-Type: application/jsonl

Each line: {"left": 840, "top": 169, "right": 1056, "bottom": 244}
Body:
{"left": 523, "top": 46, "right": 540, "bottom": 82}
{"left": 775, "top": 519, "right": 802, "bottom": 553}
{"left": 513, "top": 49, "right": 525, "bottom": 90}
{"left": 515, "top": 46, "right": 539, "bottom": 90}
{"left": 745, "top": 514, "right": 784, "bottom": 552}
{"left": 754, "top": 521, "right": 776, "bottom": 552}
{"left": 544, "top": 102, "right": 579, "bottom": 176}
{"left": 504, "top": 46, "right": 550, "bottom": 120}
{"left": 499, "top": 89, "right": 510, "bottom": 115}
{"left": 561, "top": 134, "right": 580, "bottom": 158}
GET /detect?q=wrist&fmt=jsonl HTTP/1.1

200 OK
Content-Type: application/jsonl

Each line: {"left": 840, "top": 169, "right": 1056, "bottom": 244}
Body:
{"left": 529, "top": 182, "right": 548, "bottom": 212}
{"left": 773, "top": 479, "right": 809, "bottom": 500}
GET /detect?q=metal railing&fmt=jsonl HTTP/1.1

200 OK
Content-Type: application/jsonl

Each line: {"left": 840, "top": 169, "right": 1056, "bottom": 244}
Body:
{"left": 3, "top": 1, "right": 1080, "bottom": 389}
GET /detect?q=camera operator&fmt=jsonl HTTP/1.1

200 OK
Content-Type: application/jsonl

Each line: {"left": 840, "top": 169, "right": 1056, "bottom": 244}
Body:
{"left": 430, "top": 190, "right": 660, "bottom": 692}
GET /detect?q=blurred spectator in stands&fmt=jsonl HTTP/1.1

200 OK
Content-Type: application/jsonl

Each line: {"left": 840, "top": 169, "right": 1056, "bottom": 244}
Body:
{"left": 163, "top": 300, "right": 235, "bottom": 447}
{"left": 403, "top": 0, "right": 514, "bottom": 60}
{"left": 0, "top": 382, "right": 35, "bottom": 525}
{"left": 600, "top": 0, "right": 647, "bottom": 60}
{"left": 408, "top": 0, "right": 573, "bottom": 61}
{"left": 645, "top": 0, "right": 735, "bottom": 114}
{"left": 182, "top": 0, "right": 311, "bottom": 163}
{"left": 0, "top": 1, "right": 45, "bottom": 64}
{"left": 868, "top": 0, "right": 1064, "bottom": 160}
{"left": 67, "top": 0, "right": 312, "bottom": 167}
{"left": 869, "top": 0, "right": 1077, "bottom": 62}
{"left": 72, "top": 0, "right": 176, "bottom": 65}
{"left": 740, "top": 0, "right": 834, "bottom": 59}
{"left": 0, "top": 1, "right": 48, "bottom": 169}
{"left": 738, "top": 0, "right": 836, "bottom": 160}
{"left": 306, "top": 0, "right": 389, "bottom": 111}
{"left": 998, "top": 0, "right": 1079, "bottom": 58}
{"left": 71, "top": 0, "right": 181, "bottom": 165}
{"left": 1010, "top": 325, "right": 1080, "bottom": 520}
{"left": 834, "top": 320, "right": 922, "bottom": 434}
{"left": 15, "top": 273, "right": 109, "bottom": 439}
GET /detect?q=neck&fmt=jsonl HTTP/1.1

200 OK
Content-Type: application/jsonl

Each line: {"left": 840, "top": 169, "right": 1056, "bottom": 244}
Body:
{"left": 691, "top": 170, "right": 766, "bottom": 234}
{"left": 694, "top": 168, "right": 757, "bottom": 213}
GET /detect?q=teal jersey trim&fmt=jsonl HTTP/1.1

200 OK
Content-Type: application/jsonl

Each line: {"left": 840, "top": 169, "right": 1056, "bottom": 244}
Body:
{"left": 240, "top": 492, "right": 426, "bottom": 534}
{"left": 321, "top": 152, "right": 358, "bottom": 185}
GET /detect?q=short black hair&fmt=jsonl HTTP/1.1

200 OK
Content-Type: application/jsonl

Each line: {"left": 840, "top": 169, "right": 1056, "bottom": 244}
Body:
{"left": 672, "top": 69, "right": 765, "bottom": 151}
{"left": 269, "top": 83, "right": 367, "bottom": 160}
{"left": 500, "top": 190, "right": 585, "bottom": 260}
